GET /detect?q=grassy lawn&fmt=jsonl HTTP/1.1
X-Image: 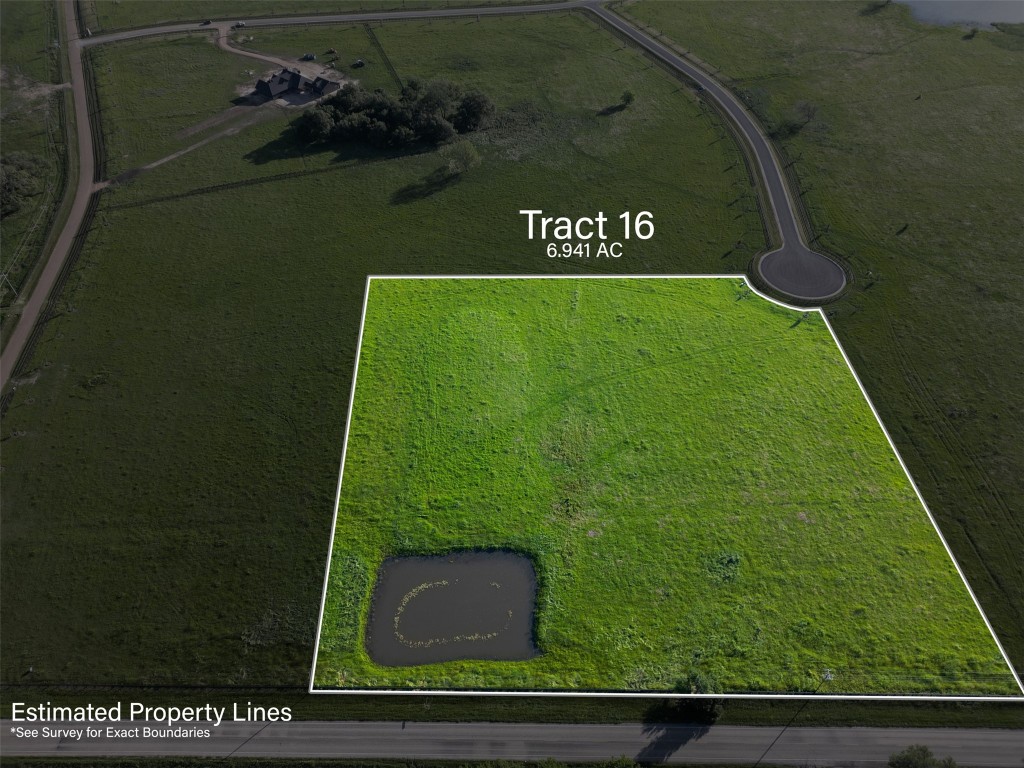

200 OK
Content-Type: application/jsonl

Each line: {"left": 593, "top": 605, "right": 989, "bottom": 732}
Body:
{"left": 312, "top": 277, "right": 1014, "bottom": 695}
{"left": 86, "top": 33, "right": 259, "bottom": 178}
{"left": 1, "top": 0, "right": 55, "bottom": 82}
{"left": 80, "top": 0, "right": 561, "bottom": 33}
{"left": 0, "top": 0, "right": 70, "bottom": 331}
{"left": 623, "top": 0, "right": 1024, "bottom": 675}
{"left": 0, "top": 11, "right": 761, "bottom": 688}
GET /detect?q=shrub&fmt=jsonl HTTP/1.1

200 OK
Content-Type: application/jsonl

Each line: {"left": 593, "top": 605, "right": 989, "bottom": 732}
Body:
{"left": 295, "top": 79, "right": 495, "bottom": 149}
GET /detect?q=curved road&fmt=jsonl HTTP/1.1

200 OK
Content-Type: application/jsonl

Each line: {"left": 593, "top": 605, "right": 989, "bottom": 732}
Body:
{"left": 1, "top": 0, "right": 844, "bottom": 390}
{"left": 588, "top": 3, "right": 847, "bottom": 302}
{"left": 4, "top": 720, "right": 1024, "bottom": 764}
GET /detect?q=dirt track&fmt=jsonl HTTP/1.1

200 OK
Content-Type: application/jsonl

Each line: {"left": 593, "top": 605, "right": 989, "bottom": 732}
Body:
{"left": 1, "top": 0, "right": 845, "bottom": 392}
{"left": 0, "top": 0, "right": 99, "bottom": 391}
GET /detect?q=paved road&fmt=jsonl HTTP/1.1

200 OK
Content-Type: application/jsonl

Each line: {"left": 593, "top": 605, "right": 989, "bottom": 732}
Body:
{"left": 80, "top": 1, "right": 583, "bottom": 46}
{"left": 587, "top": 4, "right": 847, "bottom": 302}
{"left": 4, "top": 720, "right": 1024, "bottom": 765}
{"left": 0, "top": 1, "right": 582, "bottom": 391}
{"left": 0, "top": 0, "right": 849, "bottom": 390}
{"left": 86, "top": 0, "right": 847, "bottom": 303}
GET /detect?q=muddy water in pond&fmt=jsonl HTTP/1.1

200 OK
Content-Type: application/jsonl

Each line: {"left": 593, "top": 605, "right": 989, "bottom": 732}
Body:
{"left": 366, "top": 552, "right": 539, "bottom": 666}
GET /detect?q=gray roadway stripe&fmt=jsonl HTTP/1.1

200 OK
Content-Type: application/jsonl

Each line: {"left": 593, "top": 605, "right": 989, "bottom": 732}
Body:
{"left": 4, "top": 721, "right": 1024, "bottom": 765}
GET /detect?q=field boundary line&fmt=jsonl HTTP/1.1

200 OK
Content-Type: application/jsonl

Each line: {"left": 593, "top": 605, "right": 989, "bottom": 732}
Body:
{"left": 309, "top": 274, "right": 1022, "bottom": 699}
{"left": 0, "top": 192, "right": 102, "bottom": 414}
{"left": 819, "top": 313, "right": 1024, "bottom": 697}
{"left": 363, "top": 23, "right": 403, "bottom": 90}
{"left": 84, "top": 0, "right": 571, "bottom": 35}
{"left": 309, "top": 275, "right": 374, "bottom": 692}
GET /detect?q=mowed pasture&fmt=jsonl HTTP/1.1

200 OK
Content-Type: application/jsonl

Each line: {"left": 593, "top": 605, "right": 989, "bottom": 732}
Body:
{"left": 86, "top": 34, "right": 256, "bottom": 179}
{"left": 312, "top": 277, "right": 1017, "bottom": 695}
{"left": 0, "top": 12, "right": 763, "bottom": 687}
{"left": 624, "top": 0, "right": 1024, "bottom": 679}
{"left": 81, "top": 0, "right": 539, "bottom": 33}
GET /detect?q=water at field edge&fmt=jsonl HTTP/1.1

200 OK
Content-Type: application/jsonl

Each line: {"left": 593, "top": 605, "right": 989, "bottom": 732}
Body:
{"left": 897, "top": 1, "right": 1024, "bottom": 26}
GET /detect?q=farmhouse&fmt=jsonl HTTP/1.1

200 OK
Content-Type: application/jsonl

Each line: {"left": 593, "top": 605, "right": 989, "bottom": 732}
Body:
{"left": 311, "top": 76, "right": 342, "bottom": 97}
{"left": 256, "top": 69, "right": 341, "bottom": 99}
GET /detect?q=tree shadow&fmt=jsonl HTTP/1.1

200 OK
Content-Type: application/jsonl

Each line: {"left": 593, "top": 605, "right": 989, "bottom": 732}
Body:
{"left": 244, "top": 125, "right": 317, "bottom": 164}
{"left": 244, "top": 125, "right": 425, "bottom": 167}
{"left": 391, "top": 166, "right": 461, "bottom": 204}
{"left": 230, "top": 93, "right": 269, "bottom": 107}
{"left": 859, "top": 0, "right": 891, "bottom": 16}
{"left": 597, "top": 102, "right": 628, "bottom": 117}
{"left": 636, "top": 700, "right": 719, "bottom": 763}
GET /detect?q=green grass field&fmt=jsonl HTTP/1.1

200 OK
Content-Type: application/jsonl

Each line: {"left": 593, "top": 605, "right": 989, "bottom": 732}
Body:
{"left": 86, "top": 33, "right": 257, "bottom": 178}
{"left": 312, "top": 277, "right": 1016, "bottom": 695}
{"left": 80, "top": 0, "right": 559, "bottom": 33}
{"left": 1, "top": 11, "right": 761, "bottom": 688}
{"left": 623, "top": 0, "right": 1024, "bottom": 675}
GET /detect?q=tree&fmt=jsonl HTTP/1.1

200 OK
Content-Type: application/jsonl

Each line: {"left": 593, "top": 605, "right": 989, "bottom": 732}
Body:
{"left": 676, "top": 669, "right": 720, "bottom": 694}
{"left": 440, "top": 140, "right": 481, "bottom": 177}
{"left": 0, "top": 152, "right": 45, "bottom": 219}
{"left": 297, "top": 108, "right": 333, "bottom": 142}
{"left": 621, "top": 90, "right": 635, "bottom": 106}
{"left": 416, "top": 79, "right": 463, "bottom": 118}
{"left": 888, "top": 745, "right": 957, "bottom": 768}
{"left": 295, "top": 79, "right": 492, "bottom": 150}
{"left": 673, "top": 669, "right": 723, "bottom": 723}
{"left": 454, "top": 90, "right": 496, "bottom": 132}
{"left": 390, "top": 125, "right": 417, "bottom": 147}
{"left": 414, "top": 111, "right": 457, "bottom": 144}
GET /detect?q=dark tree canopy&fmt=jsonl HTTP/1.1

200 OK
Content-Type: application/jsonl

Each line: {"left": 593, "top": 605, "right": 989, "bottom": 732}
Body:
{"left": 296, "top": 78, "right": 496, "bottom": 149}
{"left": 0, "top": 152, "right": 46, "bottom": 219}
{"left": 889, "top": 745, "right": 957, "bottom": 768}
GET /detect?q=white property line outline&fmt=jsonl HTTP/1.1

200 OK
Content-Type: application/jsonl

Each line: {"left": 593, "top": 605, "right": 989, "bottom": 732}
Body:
{"left": 309, "top": 274, "right": 1024, "bottom": 700}
{"left": 310, "top": 276, "right": 373, "bottom": 695}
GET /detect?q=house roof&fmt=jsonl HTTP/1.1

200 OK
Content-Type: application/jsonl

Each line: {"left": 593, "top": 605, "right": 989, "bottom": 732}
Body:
{"left": 311, "top": 76, "right": 341, "bottom": 94}
{"left": 256, "top": 68, "right": 314, "bottom": 97}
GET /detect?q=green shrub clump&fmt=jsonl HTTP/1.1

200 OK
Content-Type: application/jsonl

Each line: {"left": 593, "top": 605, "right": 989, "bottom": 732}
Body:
{"left": 297, "top": 78, "right": 496, "bottom": 149}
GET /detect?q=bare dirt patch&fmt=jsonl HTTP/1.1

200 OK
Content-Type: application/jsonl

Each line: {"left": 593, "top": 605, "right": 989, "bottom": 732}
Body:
{"left": 1, "top": 67, "right": 68, "bottom": 103}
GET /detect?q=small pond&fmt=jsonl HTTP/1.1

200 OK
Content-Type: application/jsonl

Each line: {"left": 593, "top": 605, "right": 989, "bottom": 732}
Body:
{"left": 365, "top": 551, "right": 539, "bottom": 666}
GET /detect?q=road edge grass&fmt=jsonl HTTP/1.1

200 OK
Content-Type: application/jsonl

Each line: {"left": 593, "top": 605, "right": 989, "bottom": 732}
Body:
{"left": 78, "top": 0, "right": 573, "bottom": 34}
{"left": 0, "top": 1, "right": 79, "bottom": 350}
{"left": 605, "top": 0, "right": 857, "bottom": 309}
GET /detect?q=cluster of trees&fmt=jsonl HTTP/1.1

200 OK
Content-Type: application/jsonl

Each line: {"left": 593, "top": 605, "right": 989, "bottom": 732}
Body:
{"left": 296, "top": 78, "right": 495, "bottom": 149}
{"left": 0, "top": 152, "right": 46, "bottom": 219}
{"left": 889, "top": 745, "right": 957, "bottom": 768}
